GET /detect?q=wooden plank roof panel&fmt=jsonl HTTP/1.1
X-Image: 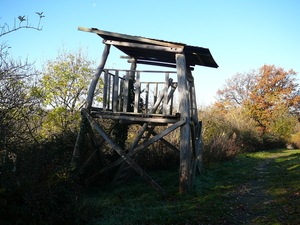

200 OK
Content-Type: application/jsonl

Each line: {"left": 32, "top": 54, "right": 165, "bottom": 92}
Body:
{"left": 78, "top": 27, "right": 218, "bottom": 68}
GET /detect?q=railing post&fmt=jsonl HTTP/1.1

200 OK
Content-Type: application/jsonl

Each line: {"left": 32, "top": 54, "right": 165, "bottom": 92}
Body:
{"left": 134, "top": 71, "right": 141, "bottom": 113}
{"left": 123, "top": 71, "right": 130, "bottom": 112}
{"left": 112, "top": 70, "right": 119, "bottom": 112}
{"left": 103, "top": 70, "right": 109, "bottom": 111}
{"left": 145, "top": 83, "right": 149, "bottom": 113}
{"left": 163, "top": 73, "right": 169, "bottom": 115}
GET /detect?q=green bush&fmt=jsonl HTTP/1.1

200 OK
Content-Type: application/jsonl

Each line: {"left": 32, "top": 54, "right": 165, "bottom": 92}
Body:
{"left": 261, "top": 132, "right": 286, "bottom": 150}
{"left": 291, "top": 131, "right": 300, "bottom": 149}
{"left": 0, "top": 131, "right": 86, "bottom": 224}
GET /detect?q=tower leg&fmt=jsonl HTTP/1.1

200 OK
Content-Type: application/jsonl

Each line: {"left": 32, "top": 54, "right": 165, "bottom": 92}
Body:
{"left": 176, "top": 53, "right": 191, "bottom": 193}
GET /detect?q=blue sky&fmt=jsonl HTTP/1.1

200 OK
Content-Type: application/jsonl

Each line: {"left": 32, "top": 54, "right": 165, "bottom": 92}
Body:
{"left": 1, "top": 0, "right": 300, "bottom": 105}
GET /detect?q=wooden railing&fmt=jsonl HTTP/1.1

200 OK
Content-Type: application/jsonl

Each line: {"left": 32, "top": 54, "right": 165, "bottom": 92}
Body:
{"left": 92, "top": 69, "right": 178, "bottom": 116}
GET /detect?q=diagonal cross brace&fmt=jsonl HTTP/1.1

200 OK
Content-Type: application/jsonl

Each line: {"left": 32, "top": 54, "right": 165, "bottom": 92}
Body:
{"left": 82, "top": 109, "right": 167, "bottom": 194}
{"left": 82, "top": 108, "right": 185, "bottom": 193}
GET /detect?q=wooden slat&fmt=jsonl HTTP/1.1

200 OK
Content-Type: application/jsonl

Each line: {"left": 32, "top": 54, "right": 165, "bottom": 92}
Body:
{"left": 135, "top": 60, "right": 177, "bottom": 69}
{"left": 154, "top": 83, "right": 158, "bottom": 107}
{"left": 101, "top": 69, "right": 176, "bottom": 73}
{"left": 145, "top": 83, "right": 149, "bottom": 113}
{"left": 112, "top": 71, "right": 119, "bottom": 112}
{"left": 122, "top": 71, "right": 130, "bottom": 112}
{"left": 93, "top": 114, "right": 179, "bottom": 124}
{"left": 103, "top": 70, "right": 109, "bottom": 111}
{"left": 134, "top": 72, "right": 141, "bottom": 113}
{"left": 163, "top": 73, "right": 169, "bottom": 115}
{"left": 135, "top": 59, "right": 194, "bottom": 71}
{"left": 119, "top": 76, "right": 124, "bottom": 110}
{"left": 107, "top": 75, "right": 111, "bottom": 110}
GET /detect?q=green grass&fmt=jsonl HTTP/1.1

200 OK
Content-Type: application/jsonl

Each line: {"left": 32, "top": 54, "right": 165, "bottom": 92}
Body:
{"left": 80, "top": 149, "right": 300, "bottom": 224}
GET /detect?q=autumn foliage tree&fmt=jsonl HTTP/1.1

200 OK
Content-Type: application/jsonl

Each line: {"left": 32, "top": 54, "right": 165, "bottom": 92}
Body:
{"left": 216, "top": 65, "right": 300, "bottom": 137}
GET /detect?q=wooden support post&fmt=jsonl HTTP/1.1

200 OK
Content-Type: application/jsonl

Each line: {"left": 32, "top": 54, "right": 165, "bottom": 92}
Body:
{"left": 176, "top": 53, "right": 191, "bottom": 194}
{"left": 73, "top": 44, "right": 110, "bottom": 163}
{"left": 188, "top": 67, "right": 203, "bottom": 177}
{"left": 86, "top": 44, "right": 111, "bottom": 111}
{"left": 72, "top": 112, "right": 88, "bottom": 164}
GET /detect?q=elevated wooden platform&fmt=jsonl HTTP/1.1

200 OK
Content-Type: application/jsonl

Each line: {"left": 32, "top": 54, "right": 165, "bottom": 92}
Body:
{"left": 72, "top": 27, "right": 218, "bottom": 194}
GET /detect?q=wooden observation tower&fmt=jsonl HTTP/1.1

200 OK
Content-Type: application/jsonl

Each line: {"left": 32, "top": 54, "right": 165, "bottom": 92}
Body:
{"left": 72, "top": 27, "right": 218, "bottom": 194}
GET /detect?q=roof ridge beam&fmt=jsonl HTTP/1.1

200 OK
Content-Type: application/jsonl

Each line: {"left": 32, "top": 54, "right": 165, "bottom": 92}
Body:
{"left": 103, "top": 40, "right": 184, "bottom": 53}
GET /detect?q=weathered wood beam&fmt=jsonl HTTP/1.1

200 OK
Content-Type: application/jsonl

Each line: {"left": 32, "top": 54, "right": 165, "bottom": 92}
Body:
{"left": 150, "top": 130, "right": 180, "bottom": 152}
{"left": 72, "top": 113, "right": 88, "bottom": 164}
{"left": 103, "top": 40, "right": 184, "bottom": 53}
{"left": 134, "top": 60, "right": 177, "bottom": 69}
{"left": 92, "top": 114, "right": 179, "bottom": 124}
{"left": 176, "top": 53, "right": 192, "bottom": 194}
{"left": 129, "top": 119, "right": 185, "bottom": 157}
{"left": 132, "top": 59, "right": 194, "bottom": 71}
{"left": 86, "top": 44, "right": 111, "bottom": 111}
{"left": 80, "top": 122, "right": 117, "bottom": 170}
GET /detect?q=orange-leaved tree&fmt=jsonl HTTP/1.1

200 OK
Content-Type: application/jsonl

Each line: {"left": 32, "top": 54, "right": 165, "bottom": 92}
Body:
{"left": 216, "top": 64, "right": 299, "bottom": 135}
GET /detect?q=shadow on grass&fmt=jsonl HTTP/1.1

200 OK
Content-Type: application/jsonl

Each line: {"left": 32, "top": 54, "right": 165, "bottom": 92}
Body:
{"left": 80, "top": 149, "right": 300, "bottom": 225}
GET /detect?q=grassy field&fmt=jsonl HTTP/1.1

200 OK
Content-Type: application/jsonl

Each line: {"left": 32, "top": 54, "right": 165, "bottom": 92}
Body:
{"left": 81, "top": 149, "right": 300, "bottom": 224}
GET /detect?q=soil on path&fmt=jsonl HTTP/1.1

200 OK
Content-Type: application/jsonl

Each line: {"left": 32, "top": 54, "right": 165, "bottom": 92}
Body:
{"left": 225, "top": 158, "right": 275, "bottom": 224}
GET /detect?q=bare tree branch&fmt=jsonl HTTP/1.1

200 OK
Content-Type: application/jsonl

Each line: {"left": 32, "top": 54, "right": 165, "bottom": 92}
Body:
{"left": 0, "top": 12, "right": 45, "bottom": 37}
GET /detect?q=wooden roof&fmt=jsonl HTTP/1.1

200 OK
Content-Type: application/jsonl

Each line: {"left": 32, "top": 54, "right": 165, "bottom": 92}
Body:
{"left": 78, "top": 27, "right": 218, "bottom": 69}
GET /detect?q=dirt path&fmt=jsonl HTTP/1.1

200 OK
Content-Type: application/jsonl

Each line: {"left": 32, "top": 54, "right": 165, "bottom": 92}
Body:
{"left": 226, "top": 159, "right": 274, "bottom": 224}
